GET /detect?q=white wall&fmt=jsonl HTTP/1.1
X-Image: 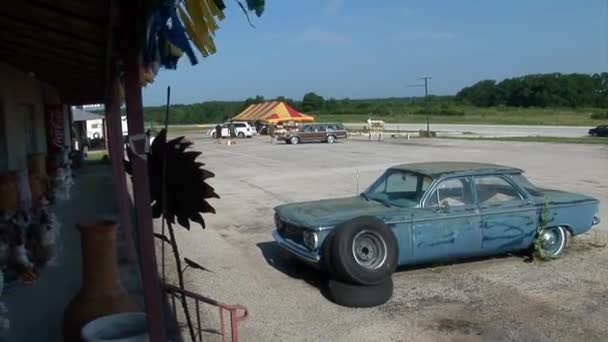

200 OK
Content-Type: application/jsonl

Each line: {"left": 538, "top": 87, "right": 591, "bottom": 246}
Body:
{"left": 0, "top": 62, "right": 61, "bottom": 172}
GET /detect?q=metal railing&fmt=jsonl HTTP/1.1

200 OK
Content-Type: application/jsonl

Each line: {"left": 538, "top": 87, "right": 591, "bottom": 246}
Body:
{"left": 163, "top": 283, "right": 249, "bottom": 342}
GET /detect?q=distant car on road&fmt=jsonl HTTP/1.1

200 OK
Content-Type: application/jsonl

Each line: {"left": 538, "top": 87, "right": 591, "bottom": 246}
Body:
{"left": 279, "top": 123, "right": 348, "bottom": 144}
{"left": 273, "top": 162, "right": 600, "bottom": 295}
{"left": 208, "top": 121, "right": 256, "bottom": 138}
{"left": 588, "top": 125, "right": 608, "bottom": 137}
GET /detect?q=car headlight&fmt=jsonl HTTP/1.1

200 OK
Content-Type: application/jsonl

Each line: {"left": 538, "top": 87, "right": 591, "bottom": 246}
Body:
{"left": 274, "top": 213, "right": 284, "bottom": 230}
{"left": 302, "top": 230, "right": 319, "bottom": 250}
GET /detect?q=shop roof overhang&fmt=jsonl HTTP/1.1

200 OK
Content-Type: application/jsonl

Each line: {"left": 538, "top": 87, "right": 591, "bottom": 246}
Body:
{"left": 0, "top": 0, "right": 114, "bottom": 104}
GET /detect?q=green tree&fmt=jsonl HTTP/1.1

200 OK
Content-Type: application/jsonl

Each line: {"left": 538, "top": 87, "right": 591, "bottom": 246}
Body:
{"left": 325, "top": 97, "right": 338, "bottom": 112}
{"left": 458, "top": 72, "right": 607, "bottom": 108}
{"left": 456, "top": 80, "right": 501, "bottom": 107}
{"left": 301, "top": 92, "right": 325, "bottom": 112}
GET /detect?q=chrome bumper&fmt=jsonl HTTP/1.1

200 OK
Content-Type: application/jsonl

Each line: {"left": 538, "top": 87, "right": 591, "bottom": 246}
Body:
{"left": 593, "top": 216, "right": 601, "bottom": 226}
{"left": 272, "top": 230, "right": 320, "bottom": 264}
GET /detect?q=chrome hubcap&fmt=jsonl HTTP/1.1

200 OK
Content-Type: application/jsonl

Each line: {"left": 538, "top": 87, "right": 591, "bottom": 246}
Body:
{"left": 540, "top": 227, "right": 566, "bottom": 255}
{"left": 352, "top": 231, "right": 387, "bottom": 270}
{"left": 541, "top": 231, "right": 557, "bottom": 249}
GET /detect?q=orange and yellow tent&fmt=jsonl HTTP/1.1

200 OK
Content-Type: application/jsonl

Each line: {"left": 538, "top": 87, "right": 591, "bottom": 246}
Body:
{"left": 232, "top": 101, "right": 314, "bottom": 123}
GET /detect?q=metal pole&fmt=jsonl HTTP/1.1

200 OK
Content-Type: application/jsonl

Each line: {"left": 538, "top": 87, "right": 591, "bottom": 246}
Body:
{"left": 123, "top": 1, "right": 167, "bottom": 340}
{"left": 161, "top": 86, "right": 170, "bottom": 281}
{"left": 424, "top": 77, "right": 429, "bottom": 135}
{"left": 105, "top": 76, "right": 136, "bottom": 262}
{"left": 408, "top": 76, "right": 432, "bottom": 136}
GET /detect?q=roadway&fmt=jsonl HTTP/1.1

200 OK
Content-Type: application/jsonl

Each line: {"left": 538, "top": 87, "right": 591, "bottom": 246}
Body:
{"left": 344, "top": 123, "right": 593, "bottom": 138}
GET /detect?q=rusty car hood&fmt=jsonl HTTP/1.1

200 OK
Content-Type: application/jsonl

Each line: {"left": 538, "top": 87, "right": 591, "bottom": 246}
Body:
{"left": 274, "top": 196, "right": 406, "bottom": 229}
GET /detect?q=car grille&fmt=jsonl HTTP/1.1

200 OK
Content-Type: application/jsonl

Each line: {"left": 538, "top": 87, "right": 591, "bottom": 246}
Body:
{"left": 279, "top": 222, "right": 304, "bottom": 245}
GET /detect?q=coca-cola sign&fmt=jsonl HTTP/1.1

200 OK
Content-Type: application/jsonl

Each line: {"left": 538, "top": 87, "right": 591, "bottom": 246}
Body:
{"left": 45, "top": 104, "right": 64, "bottom": 151}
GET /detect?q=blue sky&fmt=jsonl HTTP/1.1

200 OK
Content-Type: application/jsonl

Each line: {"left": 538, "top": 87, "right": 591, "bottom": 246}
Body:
{"left": 143, "top": 0, "right": 608, "bottom": 105}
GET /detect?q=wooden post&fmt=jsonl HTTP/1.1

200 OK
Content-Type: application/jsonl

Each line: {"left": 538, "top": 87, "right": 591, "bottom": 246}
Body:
{"left": 105, "top": 76, "right": 136, "bottom": 262}
{"left": 122, "top": 1, "right": 167, "bottom": 340}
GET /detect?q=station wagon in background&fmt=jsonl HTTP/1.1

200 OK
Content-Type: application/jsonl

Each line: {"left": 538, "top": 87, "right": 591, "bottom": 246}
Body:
{"left": 273, "top": 162, "right": 601, "bottom": 286}
{"left": 280, "top": 123, "right": 348, "bottom": 144}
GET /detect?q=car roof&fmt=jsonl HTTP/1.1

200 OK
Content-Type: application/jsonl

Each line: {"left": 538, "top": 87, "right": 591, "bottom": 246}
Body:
{"left": 390, "top": 162, "right": 522, "bottom": 178}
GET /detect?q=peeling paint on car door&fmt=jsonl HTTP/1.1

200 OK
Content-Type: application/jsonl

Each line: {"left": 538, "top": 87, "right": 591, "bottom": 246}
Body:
{"left": 475, "top": 175, "right": 538, "bottom": 253}
{"left": 411, "top": 176, "right": 483, "bottom": 263}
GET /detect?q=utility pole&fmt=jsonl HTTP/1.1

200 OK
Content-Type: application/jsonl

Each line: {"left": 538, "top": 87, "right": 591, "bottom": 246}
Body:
{"left": 408, "top": 75, "right": 432, "bottom": 136}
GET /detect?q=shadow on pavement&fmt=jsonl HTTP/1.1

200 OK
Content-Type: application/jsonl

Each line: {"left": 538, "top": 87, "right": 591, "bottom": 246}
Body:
{"left": 256, "top": 241, "right": 332, "bottom": 301}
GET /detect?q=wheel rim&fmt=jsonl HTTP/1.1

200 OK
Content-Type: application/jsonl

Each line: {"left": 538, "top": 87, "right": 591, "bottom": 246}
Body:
{"left": 327, "top": 136, "right": 335, "bottom": 143}
{"left": 541, "top": 227, "right": 565, "bottom": 255}
{"left": 290, "top": 137, "right": 299, "bottom": 144}
{"left": 352, "top": 230, "right": 387, "bottom": 270}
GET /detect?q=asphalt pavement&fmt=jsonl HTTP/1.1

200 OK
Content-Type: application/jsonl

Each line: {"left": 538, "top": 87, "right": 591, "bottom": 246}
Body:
{"left": 344, "top": 123, "right": 593, "bottom": 137}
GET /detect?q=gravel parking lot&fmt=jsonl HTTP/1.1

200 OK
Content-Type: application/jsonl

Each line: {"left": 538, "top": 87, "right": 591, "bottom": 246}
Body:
{"left": 161, "top": 134, "right": 608, "bottom": 342}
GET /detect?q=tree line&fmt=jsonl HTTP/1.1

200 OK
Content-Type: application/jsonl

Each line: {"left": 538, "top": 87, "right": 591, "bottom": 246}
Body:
{"left": 456, "top": 73, "right": 608, "bottom": 108}
{"left": 143, "top": 72, "right": 607, "bottom": 124}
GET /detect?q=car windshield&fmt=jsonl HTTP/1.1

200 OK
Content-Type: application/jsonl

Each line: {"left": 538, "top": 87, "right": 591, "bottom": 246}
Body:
{"left": 364, "top": 170, "right": 433, "bottom": 208}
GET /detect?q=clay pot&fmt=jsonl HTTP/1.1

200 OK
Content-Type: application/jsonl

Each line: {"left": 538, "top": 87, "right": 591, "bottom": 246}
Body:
{"left": 0, "top": 173, "right": 18, "bottom": 212}
{"left": 28, "top": 175, "right": 47, "bottom": 208}
{"left": 62, "top": 220, "right": 139, "bottom": 342}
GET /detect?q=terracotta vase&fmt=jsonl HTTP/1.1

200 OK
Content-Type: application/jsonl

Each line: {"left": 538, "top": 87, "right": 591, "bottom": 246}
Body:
{"left": 62, "top": 220, "right": 139, "bottom": 342}
{"left": 0, "top": 173, "right": 18, "bottom": 212}
{"left": 28, "top": 175, "right": 45, "bottom": 208}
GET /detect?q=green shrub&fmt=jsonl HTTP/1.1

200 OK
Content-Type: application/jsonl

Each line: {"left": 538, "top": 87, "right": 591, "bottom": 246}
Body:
{"left": 591, "top": 112, "right": 608, "bottom": 120}
{"left": 415, "top": 104, "right": 465, "bottom": 116}
{"left": 437, "top": 106, "right": 465, "bottom": 116}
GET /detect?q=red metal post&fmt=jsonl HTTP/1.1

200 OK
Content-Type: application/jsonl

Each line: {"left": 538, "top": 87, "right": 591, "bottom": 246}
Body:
{"left": 104, "top": 76, "right": 136, "bottom": 262}
{"left": 230, "top": 310, "right": 239, "bottom": 342}
{"left": 122, "top": 1, "right": 167, "bottom": 340}
{"left": 219, "top": 307, "right": 226, "bottom": 342}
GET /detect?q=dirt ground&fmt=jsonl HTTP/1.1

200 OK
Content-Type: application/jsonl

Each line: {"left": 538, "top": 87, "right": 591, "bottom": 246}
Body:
{"left": 159, "top": 134, "right": 608, "bottom": 342}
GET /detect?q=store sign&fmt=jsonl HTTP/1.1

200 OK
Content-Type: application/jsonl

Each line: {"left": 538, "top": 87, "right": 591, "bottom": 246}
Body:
{"left": 45, "top": 104, "right": 64, "bottom": 151}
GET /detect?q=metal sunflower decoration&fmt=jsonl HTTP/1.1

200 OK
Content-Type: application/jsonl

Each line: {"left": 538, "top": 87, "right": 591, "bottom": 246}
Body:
{"left": 151, "top": 129, "right": 218, "bottom": 228}
{"left": 125, "top": 129, "right": 219, "bottom": 229}
{"left": 125, "top": 128, "right": 219, "bottom": 341}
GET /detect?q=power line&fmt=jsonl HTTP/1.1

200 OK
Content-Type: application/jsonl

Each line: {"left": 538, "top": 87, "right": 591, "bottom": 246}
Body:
{"left": 408, "top": 76, "right": 432, "bottom": 135}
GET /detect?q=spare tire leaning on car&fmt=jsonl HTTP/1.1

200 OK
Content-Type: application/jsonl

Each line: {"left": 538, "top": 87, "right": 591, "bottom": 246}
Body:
{"left": 330, "top": 216, "right": 398, "bottom": 286}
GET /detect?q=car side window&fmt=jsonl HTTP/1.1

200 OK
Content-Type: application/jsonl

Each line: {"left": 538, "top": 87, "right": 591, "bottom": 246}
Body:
{"left": 385, "top": 172, "right": 417, "bottom": 193}
{"left": 426, "top": 178, "right": 473, "bottom": 208}
{"left": 475, "top": 176, "right": 522, "bottom": 204}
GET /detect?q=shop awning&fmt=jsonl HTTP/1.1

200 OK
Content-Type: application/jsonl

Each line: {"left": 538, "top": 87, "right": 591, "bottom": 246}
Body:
{"left": 233, "top": 101, "right": 314, "bottom": 123}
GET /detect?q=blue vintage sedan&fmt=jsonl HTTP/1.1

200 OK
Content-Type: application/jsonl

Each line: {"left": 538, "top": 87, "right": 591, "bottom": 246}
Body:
{"left": 273, "top": 162, "right": 601, "bottom": 286}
